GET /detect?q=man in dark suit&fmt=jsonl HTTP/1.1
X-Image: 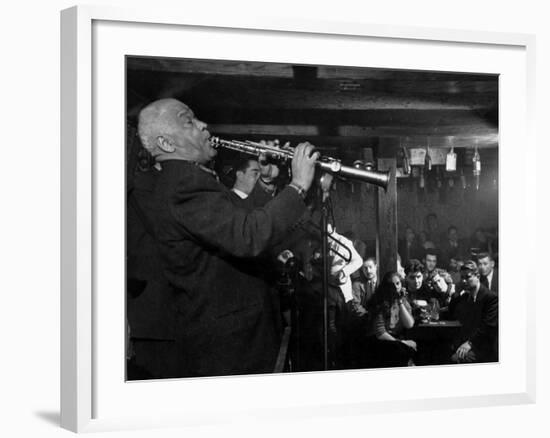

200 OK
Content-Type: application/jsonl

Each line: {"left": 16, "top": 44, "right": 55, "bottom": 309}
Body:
{"left": 229, "top": 157, "right": 261, "bottom": 207}
{"left": 477, "top": 252, "right": 498, "bottom": 294}
{"left": 439, "top": 225, "right": 468, "bottom": 269}
{"left": 449, "top": 260, "right": 498, "bottom": 363}
{"left": 137, "top": 98, "right": 319, "bottom": 377}
{"left": 229, "top": 153, "right": 281, "bottom": 209}
{"left": 398, "top": 226, "right": 422, "bottom": 266}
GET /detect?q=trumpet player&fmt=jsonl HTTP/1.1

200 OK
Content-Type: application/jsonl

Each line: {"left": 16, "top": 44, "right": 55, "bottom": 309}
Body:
{"left": 137, "top": 98, "right": 319, "bottom": 377}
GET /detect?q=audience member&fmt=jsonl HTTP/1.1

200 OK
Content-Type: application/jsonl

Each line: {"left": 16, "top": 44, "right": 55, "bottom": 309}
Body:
{"left": 477, "top": 252, "right": 498, "bottom": 294}
{"left": 449, "top": 260, "right": 498, "bottom": 363}
{"left": 398, "top": 226, "right": 422, "bottom": 265}
{"left": 404, "top": 259, "right": 425, "bottom": 300}
{"left": 423, "top": 249, "right": 438, "bottom": 276}
{"left": 419, "top": 230, "right": 436, "bottom": 250}
{"left": 440, "top": 225, "right": 467, "bottom": 268}
{"left": 365, "top": 271, "right": 417, "bottom": 367}
{"left": 424, "top": 212, "right": 443, "bottom": 247}
{"left": 448, "top": 257, "right": 465, "bottom": 286}
{"left": 470, "top": 227, "right": 491, "bottom": 257}
{"left": 350, "top": 257, "right": 378, "bottom": 315}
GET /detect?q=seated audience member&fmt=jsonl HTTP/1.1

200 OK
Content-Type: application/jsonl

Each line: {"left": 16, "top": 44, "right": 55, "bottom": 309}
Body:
{"left": 405, "top": 259, "right": 448, "bottom": 319}
{"left": 424, "top": 212, "right": 443, "bottom": 246}
{"left": 430, "top": 269, "right": 454, "bottom": 313}
{"left": 422, "top": 250, "right": 453, "bottom": 306}
{"left": 345, "top": 257, "right": 377, "bottom": 366}
{"left": 351, "top": 257, "right": 378, "bottom": 315}
{"left": 448, "top": 257, "right": 465, "bottom": 286}
{"left": 469, "top": 227, "right": 491, "bottom": 257}
{"left": 398, "top": 226, "right": 422, "bottom": 265}
{"left": 419, "top": 230, "right": 436, "bottom": 251}
{"left": 404, "top": 259, "right": 430, "bottom": 302}
{"left": 440, "top": 225, "right": 467, "bottom": 269}
{"left": 365, "top": 272, "right": 417, "bottom": 367}
{"left": 423, "top": 249, "right": 438, "bottom": 278}
{"left": 477, "top": 252, "right": 498, "bottom": 294}
{"left": 449, "top": 261, "right": 498, "bottom": 363}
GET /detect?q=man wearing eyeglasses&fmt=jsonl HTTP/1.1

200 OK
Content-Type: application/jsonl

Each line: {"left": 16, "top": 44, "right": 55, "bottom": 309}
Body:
{"left": 449, "top": 260, "right": 498, "bottom": 363}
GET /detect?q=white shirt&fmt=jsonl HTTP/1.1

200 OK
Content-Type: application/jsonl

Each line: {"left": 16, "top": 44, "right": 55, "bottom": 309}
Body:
{"left": 231, "top": 188, "right": 249, "bottom": 199}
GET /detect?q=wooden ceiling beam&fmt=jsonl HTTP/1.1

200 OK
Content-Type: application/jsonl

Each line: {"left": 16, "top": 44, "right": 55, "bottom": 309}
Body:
{"left": 193, "top": 89, "right": 493, "bottom": 111}
{"left": 208, "top": 123, "right": 497, "bottom": 138}
{"left": 127, "top": 57, "right": 496, "bottom": 82}
{"left": 188, "top": 107, "right": 497, "bottom": 127}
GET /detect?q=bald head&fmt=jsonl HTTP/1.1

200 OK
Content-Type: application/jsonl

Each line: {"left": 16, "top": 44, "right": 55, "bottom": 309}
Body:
{"left": 137, "top": 98, "right": 214, "bottom": 164}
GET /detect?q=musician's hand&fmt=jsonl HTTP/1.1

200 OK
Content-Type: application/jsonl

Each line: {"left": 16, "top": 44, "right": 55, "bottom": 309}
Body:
{"left": 291, "top": 142, "right": 319, "bottom": 191}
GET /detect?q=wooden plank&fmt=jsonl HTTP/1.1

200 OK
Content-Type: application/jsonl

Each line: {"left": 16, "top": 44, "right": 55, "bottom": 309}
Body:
{"left": 127, "top": 56, "right": 294, "bottom": 77}
{"left": 195, "top": 89, "right": 494, "bottom": 111}
{"left": 208, "top": 125, "right": 499, "bottom": 147}
{"left": 193, "top": 107, "right": 497, "bottom": 126}
{"left": 376, "top": 158, "right": 398, "bottom": 277}
{"left": 126, "top": 57, "right": 497, "bottom": 83}
{"left": 128, "top": 70, "right": 498, "bottom": 95}
{"left": 337, "top": 125, "right": 498, "bottom": 138}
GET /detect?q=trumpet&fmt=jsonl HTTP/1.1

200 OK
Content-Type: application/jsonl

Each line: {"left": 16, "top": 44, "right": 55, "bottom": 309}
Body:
{"left": 210, "top": 137, "right": 390, "bottom": 190}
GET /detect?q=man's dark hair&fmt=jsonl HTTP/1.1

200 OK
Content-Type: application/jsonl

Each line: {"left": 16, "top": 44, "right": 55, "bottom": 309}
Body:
{"left": 424, "top": 248, "right": 438, "bottom": 259}
{"left": 234, "top": 157, "right": 257, "bottom": 174}
{"left": 448, "top": 225, "right": 457, "bottom": 233}
{"left": 229, "top": 157, "right": 258, "bottom": 186}
{"left": 476, "top": 251, "right": 493, "bottom": 262}
{"left": 404, "top": 259, "right": 424, "bottom": 275}
{"left": 460, "top": 260, "right": 479, "bottom": 276}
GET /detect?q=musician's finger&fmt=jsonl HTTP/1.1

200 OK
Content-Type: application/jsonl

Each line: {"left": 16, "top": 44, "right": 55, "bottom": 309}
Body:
{"left": 309, "top": 147, "right": 320, "bottom": 160}
{"left": 303, "top": 144, "right": 319, "bottom": 160}
{"left": 295, "top": 142, "right": 308, "bottom": 156}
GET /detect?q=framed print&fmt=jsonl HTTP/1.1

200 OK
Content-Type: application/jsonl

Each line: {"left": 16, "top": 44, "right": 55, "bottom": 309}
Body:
{"left": 61, "top": 5, "right": 536, "bottom": 433}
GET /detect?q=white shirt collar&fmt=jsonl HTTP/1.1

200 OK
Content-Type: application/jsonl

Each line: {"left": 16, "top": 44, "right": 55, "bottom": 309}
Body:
{"left": 231, "top": 188, "right": 249, "bottom": 199}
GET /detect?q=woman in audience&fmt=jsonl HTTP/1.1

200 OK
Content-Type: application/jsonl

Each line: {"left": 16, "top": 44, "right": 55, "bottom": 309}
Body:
{"left": 365, "top": 271, "right": 417, "bottom": 367}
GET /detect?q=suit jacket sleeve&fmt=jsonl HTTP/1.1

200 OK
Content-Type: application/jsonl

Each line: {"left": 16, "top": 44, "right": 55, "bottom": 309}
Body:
{"left": 170, "top": 172, "right": 307, "bottom": 258}
{"left": 470, "top": 292, "right": 498, "bottom": 348}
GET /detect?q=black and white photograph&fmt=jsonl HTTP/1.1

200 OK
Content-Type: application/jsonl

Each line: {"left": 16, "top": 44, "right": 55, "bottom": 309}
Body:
{"left": 125, "top": 56, "right": 499, "bottom": 380}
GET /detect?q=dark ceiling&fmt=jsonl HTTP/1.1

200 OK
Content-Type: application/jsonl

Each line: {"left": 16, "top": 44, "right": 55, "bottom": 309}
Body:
{"left": 126, "top": 56, "right": 498, "bottom": 158}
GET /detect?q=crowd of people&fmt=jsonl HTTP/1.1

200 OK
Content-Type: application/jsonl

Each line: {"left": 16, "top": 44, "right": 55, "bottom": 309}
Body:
{"left": 126, "top": 97, "right": 499, "bottom": 379}
{"left": 342, "top": 250, "right": 498, "bottom": 368}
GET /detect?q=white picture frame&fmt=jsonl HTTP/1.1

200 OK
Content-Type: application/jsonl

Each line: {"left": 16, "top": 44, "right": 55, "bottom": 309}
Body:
{"left": 61, "top": 5, "right": 536, "bottom": 433}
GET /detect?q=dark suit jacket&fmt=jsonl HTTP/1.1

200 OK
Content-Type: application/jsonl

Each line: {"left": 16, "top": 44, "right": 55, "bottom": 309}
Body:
{"left": 439, "top": 238, "right": 468, "bottom": 268}
{"left": 154, "top": 160, "right": 307, "bottom": 377}
{"left": 127, "top": 168, "right": 180, "bottom": 379}
{"left": 398, "top": 239, "right": 423, "bottom": 265}
{"left": 449, "top": 284, "right": 498, "bottom": 361}
{"left": 481, "top": 268, "right": 499, "bottom": 294}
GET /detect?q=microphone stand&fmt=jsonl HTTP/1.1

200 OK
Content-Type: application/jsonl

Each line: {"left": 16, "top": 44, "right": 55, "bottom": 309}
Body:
{"left": 319, "top": 173, "right": 334, "bottom": 371}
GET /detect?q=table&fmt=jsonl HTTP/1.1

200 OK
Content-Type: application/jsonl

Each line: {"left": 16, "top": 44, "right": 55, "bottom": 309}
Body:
{"left": 405, "top": 320, "right": 462, "bottom": 365}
